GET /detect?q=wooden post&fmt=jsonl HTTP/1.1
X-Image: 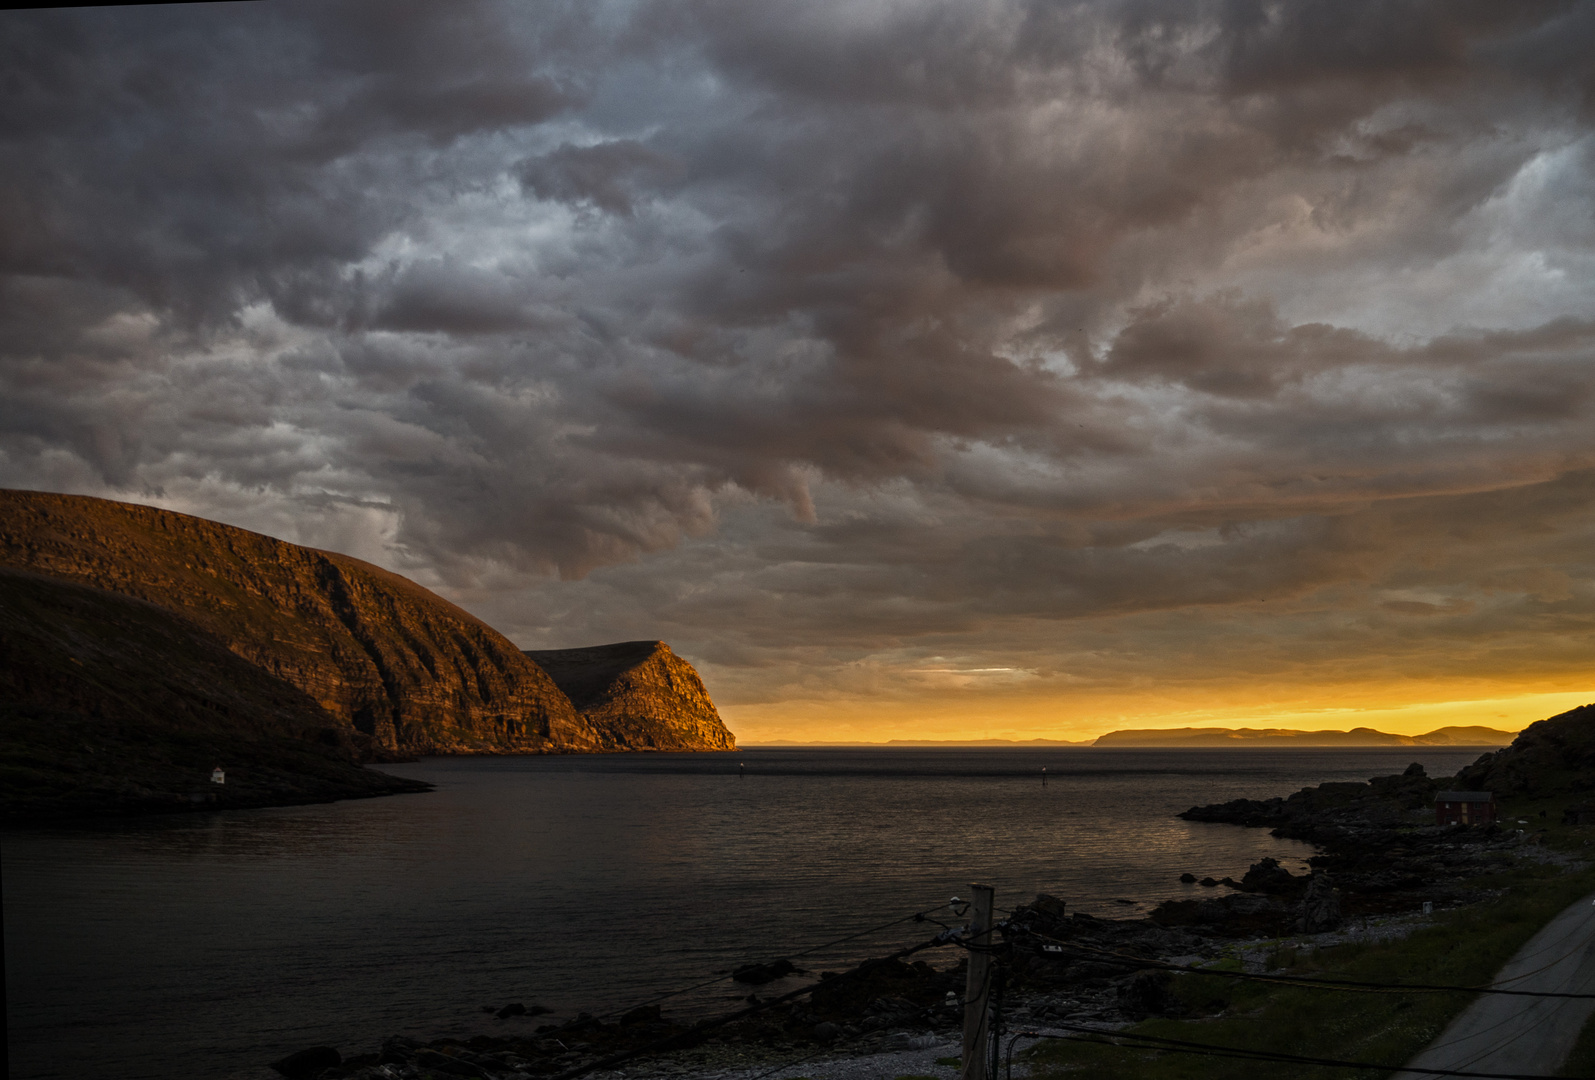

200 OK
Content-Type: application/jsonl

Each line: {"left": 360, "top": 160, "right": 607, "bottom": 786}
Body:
{"left": 960, "top": 883, "right": 995, "bottom": 1080}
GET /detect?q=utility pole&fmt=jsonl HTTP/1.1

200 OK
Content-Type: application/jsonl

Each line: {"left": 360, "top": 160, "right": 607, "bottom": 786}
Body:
{"left": 960, "top": 883, "right": 996, "bottom": 1080}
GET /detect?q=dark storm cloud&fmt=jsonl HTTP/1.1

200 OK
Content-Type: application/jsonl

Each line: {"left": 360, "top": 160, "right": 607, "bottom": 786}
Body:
{"left": 0, "top": 1, "right": 583, "bottom": 323}
{"left": 518, "top": 141, "right": 680, "bottom": 217}
{"left": 1, "top": 0, "right": 1592, "bottom": 701}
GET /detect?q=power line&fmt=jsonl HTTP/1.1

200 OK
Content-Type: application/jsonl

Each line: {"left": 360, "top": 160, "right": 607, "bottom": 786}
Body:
{"left": 1019, "top": 930, "right": 1595, "bottom": 1000}
{"left": 532, "top": 895, "right": 1590, "bottom": 1080}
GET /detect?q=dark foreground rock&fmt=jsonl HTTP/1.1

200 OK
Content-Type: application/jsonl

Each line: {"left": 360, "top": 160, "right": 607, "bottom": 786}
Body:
{"left": 731, "top": 959, "right": 804, "bottom": 984}
{"left": 1177, "top": 761, "right": 1533, "bottom": 917}
{"left": 277, "top": 949, "right": 966, "bottom": 1080}
{"left": 280, "top": 854, "right": 1553, "bottom": 1080}
{"left": 271, "top": 1046, "right": 342, "bottom": 1079}
{"left": 300, "top": 885, "right": 1348, "bottom": 1078}
{"left": 1180, "top": 761, "right": 1438, "bottom": 838}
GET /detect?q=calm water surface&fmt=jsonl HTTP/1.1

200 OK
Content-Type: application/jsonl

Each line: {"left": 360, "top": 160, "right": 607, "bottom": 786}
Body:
{"left": 2, "top": 746, "right": 1490, "bottom": 1079}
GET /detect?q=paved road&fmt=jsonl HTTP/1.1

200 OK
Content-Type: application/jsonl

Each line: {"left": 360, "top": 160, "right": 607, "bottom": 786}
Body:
{"left": 1394, "top": 891, "right": 1595, "bottom": 1078}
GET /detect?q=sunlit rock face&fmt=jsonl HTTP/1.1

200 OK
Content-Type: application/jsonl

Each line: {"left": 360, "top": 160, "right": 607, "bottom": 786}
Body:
{"left": 0, "top": 566, "right": 434, "bottom": 815}
{"left": 0, "top": 489, "right": 601, "bottom": 756}
{"left": 525, "top": 641, "right": 738, "bottom": 752}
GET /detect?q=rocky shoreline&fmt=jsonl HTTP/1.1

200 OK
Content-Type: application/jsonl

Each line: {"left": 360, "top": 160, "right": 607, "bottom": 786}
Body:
{"left": 241, "top": 746, "right": 1583, "bottom": 1080}
{"left": 1171, "top": 760, "right": 1544, "bottom": 924}
{"left": 236, "top": 887, "right": 1491, "bottom": 1080}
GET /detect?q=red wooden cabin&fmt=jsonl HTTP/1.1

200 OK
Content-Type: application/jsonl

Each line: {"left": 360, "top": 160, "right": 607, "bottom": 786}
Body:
{"left": 1434, "top": 791, "right": 1497, "bottom": 826}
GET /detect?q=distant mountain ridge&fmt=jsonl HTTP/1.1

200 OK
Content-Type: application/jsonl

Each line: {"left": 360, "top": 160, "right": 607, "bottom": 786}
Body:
{"left": 746, "top": 726, "right": 1513, "bottom": 748}
{"left": 744, "top": 738, "right": 1093, "bottom": 747}
{"left": 1092, "top": 725, "right": 1515, "bottom": 748}
{"left": 0, "top": 490, "right": 736, "bottom": 813}
{"left": 884, "top": 738, "right": 1094, "bottom": 746}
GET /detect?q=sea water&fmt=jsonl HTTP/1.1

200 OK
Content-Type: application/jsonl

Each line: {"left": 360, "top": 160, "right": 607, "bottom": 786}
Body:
{"left": 2, "top": 746, "right": 1491, "bottom": 1079}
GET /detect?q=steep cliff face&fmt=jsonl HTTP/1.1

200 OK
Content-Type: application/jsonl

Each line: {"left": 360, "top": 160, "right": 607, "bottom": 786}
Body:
{"left": 0, "top": 568, "right": 430, "bottom": 816}
{"left": 0, "top": 490, "right": 598, "bottom": 755}
{"left": 525, "top": 641, "right": 737, "bottom": 751}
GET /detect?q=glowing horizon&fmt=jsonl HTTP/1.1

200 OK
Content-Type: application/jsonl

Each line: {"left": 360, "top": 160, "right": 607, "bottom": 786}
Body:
{"left": 720, "top": 687, "right": 1589, "bottom": 746}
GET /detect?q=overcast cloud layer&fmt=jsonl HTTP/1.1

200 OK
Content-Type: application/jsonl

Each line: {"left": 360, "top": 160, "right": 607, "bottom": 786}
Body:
{"left": 3, "top": 1, "right": 1593, "bottom": 738}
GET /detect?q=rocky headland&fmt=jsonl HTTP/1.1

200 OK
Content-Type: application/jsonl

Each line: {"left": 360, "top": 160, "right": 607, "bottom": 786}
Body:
{"left": 0, "top": 489, "right": 736, "bottom": 816}
{"left": 1167, "top": 704, "right": 1595, "bottom": 930}
{"left": 526, "top": 641, "right": 736, "bottom": 752}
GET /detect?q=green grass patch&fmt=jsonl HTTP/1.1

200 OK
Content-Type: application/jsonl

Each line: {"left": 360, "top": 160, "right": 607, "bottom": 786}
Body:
{"left": 1024, "top": 861, "right": 1595, "bottom": 1080}
{"left": 935, "top": 1057, "right": 962, "bottom": 1067}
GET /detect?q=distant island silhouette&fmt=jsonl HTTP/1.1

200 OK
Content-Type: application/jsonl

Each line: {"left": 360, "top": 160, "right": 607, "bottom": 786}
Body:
{"left": 749, "top": 725, "right": 1516, "bottom": 748}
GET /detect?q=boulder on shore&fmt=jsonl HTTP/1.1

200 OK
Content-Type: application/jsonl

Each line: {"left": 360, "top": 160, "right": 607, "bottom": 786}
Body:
{"left": 1296, "top": 871, "right": 1342, "bottom": 932}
